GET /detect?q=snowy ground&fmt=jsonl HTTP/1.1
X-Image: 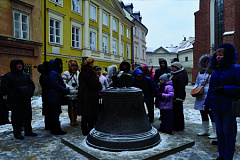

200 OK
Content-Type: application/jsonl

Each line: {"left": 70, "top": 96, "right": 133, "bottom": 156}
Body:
{"left": 0, "top": 85, "right": 240, "bottom": 159}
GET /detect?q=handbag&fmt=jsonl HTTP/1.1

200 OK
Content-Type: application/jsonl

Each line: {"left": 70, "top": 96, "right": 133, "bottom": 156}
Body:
{"left": 191, "top": 74, "right": 210, "bottom": 97}
{"left": 231, "top": 98, "right": 240, "bottom": 117}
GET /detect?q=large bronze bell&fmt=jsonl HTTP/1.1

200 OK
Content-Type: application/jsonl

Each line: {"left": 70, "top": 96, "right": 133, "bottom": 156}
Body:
{"left": 86, "top": 73, "right": 161, "bottom": 151}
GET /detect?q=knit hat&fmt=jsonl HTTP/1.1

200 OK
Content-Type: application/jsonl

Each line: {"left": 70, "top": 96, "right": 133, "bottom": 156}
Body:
{"left": 81, "top": 57, "right": 95, "bottom": 66}
{"left": 159, "top": 73, "right": 171, "bottom": 82}
{"left": 142, "top": 65, "right": 149, "bottom": 71}
{"left": 70, "top": 61, "right": 77, "bottom": 66}
{"left": 93, "top": 65, "right": 101, "bottom": 71}
{"left": 171, "top": 62, "right": 182, "bottom": 69}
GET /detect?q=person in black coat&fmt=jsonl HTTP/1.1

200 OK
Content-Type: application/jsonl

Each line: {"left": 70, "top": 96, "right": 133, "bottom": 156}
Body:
{"left": 47, "top": 58, "right": 69, "bottom": 135}
{"left": 170, "top": 62, "right": 188, "bottom": 131}
{"left": 1, "top": 59, "right": 37, "bottom": 139}
{"left": 0, "top": 74, "right": 11, "bottom": 125}
{"left": 115, "top": 60, "right": 134, "bottom": 75}
{"left": 37, "top": 61, "right": 50, "bottom": 130}
{"left": 132, "top": 69, "right": 157, "bottom": 123}
{"left": 78, "top": 57, "right": 102, "bottom": 135}
{"left": 154, "top": 59, "right": 171, "bottom": 86}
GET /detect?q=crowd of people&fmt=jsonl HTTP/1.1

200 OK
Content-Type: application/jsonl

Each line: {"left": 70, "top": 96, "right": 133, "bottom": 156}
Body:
{"left": 0, "top": 43, "right": 239, "bottom": 159}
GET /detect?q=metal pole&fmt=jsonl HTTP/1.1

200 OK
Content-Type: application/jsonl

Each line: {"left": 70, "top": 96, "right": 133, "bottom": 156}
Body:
{"left": 44, "top": 0, "right": 46, "bottom": 62}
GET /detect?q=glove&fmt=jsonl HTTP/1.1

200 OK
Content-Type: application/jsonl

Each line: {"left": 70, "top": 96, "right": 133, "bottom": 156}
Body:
{"left": 214, "top": 87, "right": 225, "bottom": 94}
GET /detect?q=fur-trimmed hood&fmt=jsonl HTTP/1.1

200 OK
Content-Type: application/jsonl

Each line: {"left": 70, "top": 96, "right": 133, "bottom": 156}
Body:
{"left": 67, "top": 59, "right": 80, "bottom": 72}
{"left": 107, "top": 65, "right": 118, "bottom": 78}
{"left": 211, "top": 43, "right": 236, "bottom": 70}
{"left": 198, "top": 54, "right": 212, "bottom": 74}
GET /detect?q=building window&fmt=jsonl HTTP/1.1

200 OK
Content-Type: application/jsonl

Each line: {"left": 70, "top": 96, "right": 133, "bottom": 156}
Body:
{"left": 113, "top": 18, "right": 117, "bottom": 31}
{"left": 214, "top": 0, "right": 224, "bottom": 49}
{"left": 185, "top": 57, "right": 188, "bottom": 62}
{"left": 50, "top": 18, "right": 61, "bottom": 44}
{"left": 13, "top": 11, "right": 29, "bottom": 40}
{"left": 24, "top": 64, "right": 32, "bottom": 78}
{"left": 72, "top": 0, "right": 80, "bottom": 13}
{"left": 103, "top": 36, "right": 108, "bottom": 53}
{"left": 127, "top": 44, "right": 130, "bottom": 59}
{"left": 121, "top": 43, "right": 124, "bottom": 57}
{"left": 142, "top": 32, "right": 145, "bottom": 40}
{"left": 72, "top": 26, "right": 80, "bottom": 48}
{"left": 121, "top": 24, "right": 124, "bottom": 35}
{"left": 90, "top": 4, "right": 96, "bottom": 21}
{"left": 50, "top": 0, "right": 61, "bottom": 5}
{"left": 135, "top": 45, "right": 138, "bottom": 58}
{"left": 135, "top": 27, "right": 137, "bottom": 36}
{"left": 127, "top": 28, "right": 130, "bottom": 38}
{"left": 113, "top": 40, "right": 117, "bottom": 55}
{"left": 103, "top": 12, "right": 108, "bottom": 26}
{"left": 90, "top": 31, "right": 96, "bottom": 50}
{"left": 143, "top": 48, "right": 145, "bottom": 59}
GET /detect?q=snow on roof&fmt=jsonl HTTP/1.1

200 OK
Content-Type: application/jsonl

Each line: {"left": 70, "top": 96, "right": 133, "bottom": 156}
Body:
{"left": 223, "top": 31, "right": 235, "bottom": 36}
{"left": 125, "top": 3, "right": 133, "bottom": 6}
{"left": 165, "top": 46, "right": 179, "bottom": 53}
{"left": 133, "top": 11, "right": 140, "bottom": 14}
{"left": 146, "top": 39, "right": 194, "bottom": 54}
{"left": 178, "top": 41, "right": 194, "bottom": 53}
{"left": 146, "top": 47, "right": 156, "bottom": 52}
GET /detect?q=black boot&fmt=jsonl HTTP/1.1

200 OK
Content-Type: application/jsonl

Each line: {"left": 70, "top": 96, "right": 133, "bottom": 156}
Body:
{"left": 50, "top": 125, "right": 67, "bottom": 135}
{"left": 211, "top": 140, "right": 218, "bottom": 145}
{"left": 25, "top": 132, "right": 38, "bottom": 136}
{"left": 51, "top": 129, "right": 67, "bottom": 135}
{"left": 14, "top": 134, "right": 24, "bottom": 140}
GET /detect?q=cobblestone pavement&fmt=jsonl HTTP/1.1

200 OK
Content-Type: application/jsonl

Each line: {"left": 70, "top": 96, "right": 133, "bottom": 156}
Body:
{"left": 0, "top": 84, "right": 240, "bottom": 160}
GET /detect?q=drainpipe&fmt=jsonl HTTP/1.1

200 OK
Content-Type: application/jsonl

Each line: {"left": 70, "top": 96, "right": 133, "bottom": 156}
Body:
{"left": 44, "top": 0, "right": 46, "bottom": 62}
{"left": 131, "top": 26, "right": 134, "bottom": 70}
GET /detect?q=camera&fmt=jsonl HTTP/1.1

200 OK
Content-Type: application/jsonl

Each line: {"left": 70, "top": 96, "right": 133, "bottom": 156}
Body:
{"left": 72, "top": 83, "right": 77, "bottom": 87}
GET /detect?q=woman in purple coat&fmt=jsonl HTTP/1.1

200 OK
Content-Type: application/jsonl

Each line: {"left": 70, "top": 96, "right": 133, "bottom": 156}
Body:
{"left": 204, "top": 43, "right": 240, "bottom": 160}
{"left": 156, "top": 73, "right": 174, "bottom": 134}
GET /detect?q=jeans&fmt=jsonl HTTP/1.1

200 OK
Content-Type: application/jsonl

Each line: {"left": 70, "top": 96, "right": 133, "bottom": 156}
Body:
{"left": 212, "top": 109, "right": 236, "bottom": 160}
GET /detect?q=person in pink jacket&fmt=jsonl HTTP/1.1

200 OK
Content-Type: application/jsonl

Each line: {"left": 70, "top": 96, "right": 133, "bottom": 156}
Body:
{"left": 156, "top": 73, "right": 174, "bottom": 134}
{"left": 142, "top": 65, "right": 155, "bottom": 81}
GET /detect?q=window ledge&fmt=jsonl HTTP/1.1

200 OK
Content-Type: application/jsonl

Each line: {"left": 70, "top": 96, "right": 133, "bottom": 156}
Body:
{"left": 71, "top": 10, "right": 81, "bottom": 16}
{"left": 90, "top": 18, "right": 97, "bottom": 23}
{"left": 48, "top": 42, "right": 63, "bottom": 47}
{"left": 103, "top": 24, "right": 109, "bottom": 28}
{"left": 71, "top": 47, "right": 82, "bottom": 51}
{"left": 49, "top": 0, "right": 62, "bottom": 7}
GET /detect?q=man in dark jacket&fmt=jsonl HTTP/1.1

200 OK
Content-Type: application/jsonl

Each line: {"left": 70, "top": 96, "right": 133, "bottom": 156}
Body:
{"left": 1, "top": 59, "right": 37, "bottom": 139}
{"left": 115, "top": 60, "right": 134, "bottom": 75}
{"left": 0, "top": 73, "right": 11, "bottom": 125}
{"left": 154, "top": 59, "right": 171, "bottom": 86}
{"left": 48, "top": 58, "right": 69, "bottom": 135}
{"left": 37, "top": 61, "right": 50, "bottom": 130}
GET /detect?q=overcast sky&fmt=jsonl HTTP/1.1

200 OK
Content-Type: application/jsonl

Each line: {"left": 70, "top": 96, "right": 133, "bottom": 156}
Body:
{"left": 122, "top": 0, "right": 199, "bottom": 50}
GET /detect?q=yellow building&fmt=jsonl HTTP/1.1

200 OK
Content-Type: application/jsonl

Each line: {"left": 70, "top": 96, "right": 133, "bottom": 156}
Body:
{"left": 42, "top": 0, "right": 134, "bottom": 72}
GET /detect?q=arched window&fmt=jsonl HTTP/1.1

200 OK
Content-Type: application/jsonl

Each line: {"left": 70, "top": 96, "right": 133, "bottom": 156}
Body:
{"left": 214, "top": 0, "right": 224, "bottom": 49}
